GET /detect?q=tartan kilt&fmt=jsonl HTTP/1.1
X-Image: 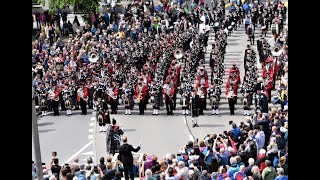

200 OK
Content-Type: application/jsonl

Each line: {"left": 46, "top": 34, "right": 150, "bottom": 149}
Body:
{"left": 110, "top": 134, "right": 121, "bottom": 155}
{"left": 106, "top": 129, "right": 120, "bottom": 155}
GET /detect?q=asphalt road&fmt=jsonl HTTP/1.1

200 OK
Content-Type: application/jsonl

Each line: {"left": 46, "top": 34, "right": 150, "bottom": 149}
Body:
{"left": 32, "top": 110, "right": 94, "bottom": 166}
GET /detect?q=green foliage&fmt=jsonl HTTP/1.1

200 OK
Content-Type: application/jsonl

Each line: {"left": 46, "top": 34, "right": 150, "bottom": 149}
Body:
{"left": 36, "top": 0, "right": 99, "bottom": 14}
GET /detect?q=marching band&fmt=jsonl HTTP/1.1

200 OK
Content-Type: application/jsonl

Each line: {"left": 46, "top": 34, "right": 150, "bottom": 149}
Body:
{"left": 32, "top": 1, "right": 287, "bottom": 129}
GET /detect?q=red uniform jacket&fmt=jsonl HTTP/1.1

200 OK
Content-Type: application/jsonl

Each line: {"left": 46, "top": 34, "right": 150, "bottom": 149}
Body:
{"left": 262, "top": 66, "right": 274, "bottom": 79}
{"left": 135, "top": 85, "right": 148, "bottom": 101}
{"left": 168, "top": 65, "right": 181, "bottom": 75}
{"left": 273, "top": 58, "right": 280, "bottom": 75}
{"left": 107, "top": 64, "right": 114, "bottom": 75}
{"left": 54, "top": 88, "right": 60, "bottom": 99}
{"left": 265, "top": 77, "right": 274, "bottom": 98}
{"left": 229, "top": 67, "right": 240, "bottom": 75}
{"left": 225, "top": 78, "right": 238, "bottom": 95}
{"left": 77, "top": 87, "right": 88, "bottom": 102}
{"left": 165, "top": 75, "right": 172, "bottom": 84}
{"left": 163, "top": 86, "right": 175, "bottom": 100}
{"left": 196, "top": 77, "right": 209, "bottom": 95}
{"left": 146, "top": 75, "right": 152, "bottom": 85}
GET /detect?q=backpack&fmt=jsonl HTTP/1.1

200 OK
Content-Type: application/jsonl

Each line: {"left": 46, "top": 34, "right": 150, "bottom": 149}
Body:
{"left": 78, "top": 173, "right": 86, "bottom": 180}
{"left": 248, "top": 27, "right": 253, "bottom": 34}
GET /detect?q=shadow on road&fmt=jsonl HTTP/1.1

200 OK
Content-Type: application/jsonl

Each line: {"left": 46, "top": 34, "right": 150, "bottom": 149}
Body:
{"left": 199, "top": 124, "right": 225, "bottom": 128}
{"left": 227, "top": 43, "right": 240, "bottom": 46}
{"left": 122, "top": 128, "right": 136, "bottom": 132}
{"left": 39, "top": 129, "right": 56, "bottom": 133}
{"left": 38, "top": 122, "right": 54, "bottom": 126}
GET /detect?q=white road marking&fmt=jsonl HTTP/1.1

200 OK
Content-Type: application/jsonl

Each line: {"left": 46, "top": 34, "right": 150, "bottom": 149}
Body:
{"left": 64, "top": 140, "right": 93, "bottom": 163}
{"left": 91, "top": 117, "right": 96, "bottom": 121}
{"left": 88, "top": 135, "right": 93, "bottom": 139}
{"left": 81, "top": 151, "right": 93, "bottom": 156}
{"left": 89, "top": 129, "right": 93, "bottom": 133}
{"left": 189, "top": 135, "right": 195, "bottom": 142}
{"left": 92, "top": 112, "right": 96, "bottom": 115}
{"left": 81, "top": 157, "right": 95, "bottom": 162}
{"left": 183, "top": 117, "right": 186, "bottom": 124}
{"left": 89, "top": 123, "right": 94, "bottom": 126}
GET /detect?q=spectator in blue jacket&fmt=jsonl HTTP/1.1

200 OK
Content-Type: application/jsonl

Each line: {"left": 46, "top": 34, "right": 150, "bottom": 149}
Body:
{"left": 227, "top": 157, "right": 239, "bottom": 178}
{"left": 275, "top": 168, "right": 288, "bottom": 180}
{"left": 231, "top": 123, "right": 240, "bottom": 140}
{"left": 243, "top": 2, "right": 250, "bottom": 14}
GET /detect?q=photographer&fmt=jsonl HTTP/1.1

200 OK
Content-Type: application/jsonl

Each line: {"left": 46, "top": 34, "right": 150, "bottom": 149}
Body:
{"left": 204, "top": 134, "right": 216, "bottom": 147}
{"left": 212, "top": 135, "right": 228, "bottom": 166}
{"left": 87, "top": 165, "right": 104, "bottom": 180}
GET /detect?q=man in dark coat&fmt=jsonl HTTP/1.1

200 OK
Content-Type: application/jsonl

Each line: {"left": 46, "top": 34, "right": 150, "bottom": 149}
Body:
{"left": 118, "top": 136, "right": 141, "bottom": 180}
{"left": 253, "top": 88, "right": 268, "bottom": 113}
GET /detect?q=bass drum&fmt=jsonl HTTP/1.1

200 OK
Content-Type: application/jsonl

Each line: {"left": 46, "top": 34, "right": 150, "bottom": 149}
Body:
{"left": 40, "top": 98, "right": 47, "bottom": 108}
{"left": 271, "top": 24, "right": 279, "bottom": 35}
{"left": 150, "top": 96, "right": 155, "bottom": 104}
{"left": 97, "top": 112, "right": 104, "bottom": 124}
{"left": 65, "top": 99, "right": 72, "bottom": 109}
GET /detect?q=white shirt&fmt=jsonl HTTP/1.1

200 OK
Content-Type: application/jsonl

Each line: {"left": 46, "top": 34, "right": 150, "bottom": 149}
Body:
{"left": 199, "top": 23, "right": 206, "bottom": 34}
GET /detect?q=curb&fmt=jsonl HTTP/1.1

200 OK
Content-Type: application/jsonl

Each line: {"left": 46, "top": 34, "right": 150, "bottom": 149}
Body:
{"left": 92, "top": 112, "right": 97, "bottom": 163}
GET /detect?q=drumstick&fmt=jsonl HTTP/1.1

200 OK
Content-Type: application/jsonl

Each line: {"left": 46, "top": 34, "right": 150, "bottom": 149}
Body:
{"left": 139, "top": 138, "right": 143, "bottom": 146}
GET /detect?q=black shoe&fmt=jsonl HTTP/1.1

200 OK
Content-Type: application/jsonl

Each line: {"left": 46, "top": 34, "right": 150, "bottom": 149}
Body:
{"left": 81, "top": 113, "right": 83, "bottom": 115}
{"left": 196, "top": 123, "right": 199, "bottom": 127}
{"left": 192, "top": 123, "right": 196, "bottom": 128}
{"left": 129, "top": 113, "right": 131, "bottom": 115}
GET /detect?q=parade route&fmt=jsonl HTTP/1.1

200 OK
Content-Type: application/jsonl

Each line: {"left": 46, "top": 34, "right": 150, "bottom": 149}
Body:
{"left": 93, "top": 2, "right": 276, "bottom": 159}
{"left": 32, "top": 110, "right": 94, "bottom": 165}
